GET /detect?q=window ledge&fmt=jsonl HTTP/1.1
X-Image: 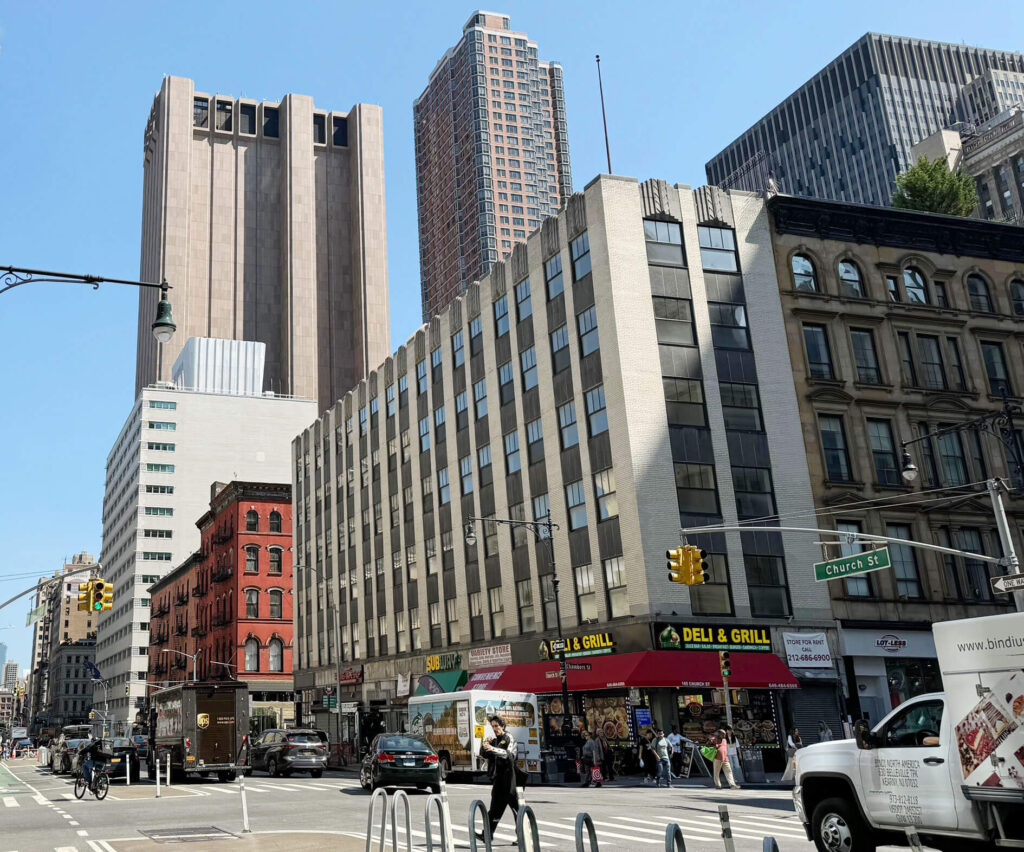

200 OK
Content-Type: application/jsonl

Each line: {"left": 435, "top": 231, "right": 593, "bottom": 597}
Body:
{"left": 873, "top": 482, "right": 913, "bottom": 492}
{"left": 852, "top": 381, "right": 895, "bottom": 392}
{"left": 808, "top": 377, "right": 845, "bottom": 388}
{"left": 824, "top": 478, "right": 866, "bottom": 489}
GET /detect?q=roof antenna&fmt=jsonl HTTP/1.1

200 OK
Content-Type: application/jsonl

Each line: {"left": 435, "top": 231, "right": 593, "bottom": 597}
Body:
{"left": 596, "top": 55, "right": 613, "bottom": 174}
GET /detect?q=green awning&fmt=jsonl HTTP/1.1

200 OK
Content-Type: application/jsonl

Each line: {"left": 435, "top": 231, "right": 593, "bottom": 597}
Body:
{"left": 414, "top": 670, "right": 468, "bottom": 696}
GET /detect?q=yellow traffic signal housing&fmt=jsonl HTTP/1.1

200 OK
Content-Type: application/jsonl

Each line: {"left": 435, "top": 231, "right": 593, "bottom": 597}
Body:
{"left": 687, "top": 546, "right": 709, "bottom": 585}
{"left": 666, "top": 547, "right": 688, "bottom": 583}
{"left": 77, "top": 580, "right": 93, "bottom": 612}
{"left": 98, "top": 579, "right": 114, "bottom": 611}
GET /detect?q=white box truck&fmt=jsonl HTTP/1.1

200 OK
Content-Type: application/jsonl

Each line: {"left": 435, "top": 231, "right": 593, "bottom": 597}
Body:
{"left": 794, "top": 611, "right": 1024, "bottom": 851}
{"left": 407, "top": 690, "right": 541, "bottom": 779}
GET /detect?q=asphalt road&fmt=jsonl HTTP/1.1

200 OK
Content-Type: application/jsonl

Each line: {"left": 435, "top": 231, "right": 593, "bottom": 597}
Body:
{"left": 1, "top": 756, "right": 815, "bottom": 851}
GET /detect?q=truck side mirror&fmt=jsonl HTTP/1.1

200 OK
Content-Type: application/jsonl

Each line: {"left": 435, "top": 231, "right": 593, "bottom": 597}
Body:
{"left": 853, "top": 719, "right": 874, "bottom": 750}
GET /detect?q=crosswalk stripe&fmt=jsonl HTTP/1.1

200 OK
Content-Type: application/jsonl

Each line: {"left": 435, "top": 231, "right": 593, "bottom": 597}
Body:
{"left": 582, "top": 818, "right": 721, "bottom": 841}
{"left": 204, "top": 786, "right": 237, "bottom": 794}
{"left": 615, "top": 813, "right": 779, "bottom": 842}
{"left": 2, "top": 797, "right": 19, "bottom": 807}
{"left": 274, "top": 783, "right": 315, "bottom": 791}
{"left": 634, "top": 811, "right": 807, "bottom": 837}
{"left": 241, "top": 785, "right": 271, "bottom": 792}
{"left": 719, "top": 816, "right": 807, "bottom": 837}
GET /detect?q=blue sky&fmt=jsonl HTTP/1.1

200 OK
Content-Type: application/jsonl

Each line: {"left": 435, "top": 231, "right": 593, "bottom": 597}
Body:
{"left": 0, "top": 0, "right": 1017, "bottom": 670}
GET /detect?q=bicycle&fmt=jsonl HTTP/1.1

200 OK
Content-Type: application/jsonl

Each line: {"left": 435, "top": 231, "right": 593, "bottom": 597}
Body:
{"left": 73, "top": 765, "right": 109, "bottom": 800}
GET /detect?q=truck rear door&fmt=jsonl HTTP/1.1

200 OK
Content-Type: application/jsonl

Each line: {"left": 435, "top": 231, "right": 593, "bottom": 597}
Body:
{"left": 196, "top": 689, "right": 239, "bottom": 767}
{"left": 858, "top": 697, "right": 957, "bottom": 831}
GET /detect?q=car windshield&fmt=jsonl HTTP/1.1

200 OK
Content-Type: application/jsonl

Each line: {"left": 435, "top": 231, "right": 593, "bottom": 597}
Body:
{"left": 286, "top": 733, "right": 322, "bottom": 744}
{"left": 380, "top": 736, "right": 432, "bottom": 753}
{"left": 109, "top": 738, "right": 133, "bottom": 749}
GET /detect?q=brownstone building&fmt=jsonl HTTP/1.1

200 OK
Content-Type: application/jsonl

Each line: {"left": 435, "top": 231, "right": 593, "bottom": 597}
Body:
{"left": 767, "top": 194, "right": 1024, "bottom": 722}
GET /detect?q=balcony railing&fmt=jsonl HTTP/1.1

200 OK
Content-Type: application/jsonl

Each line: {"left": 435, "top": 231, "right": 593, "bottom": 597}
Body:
{"left": 212, "top": 614, "right": 231, "bottom": 628}
{"left": 192, "top": 584, "right": 207, "bottom": 598}
{"left": 171, "top": 658, "right": 186, "bottom": 670}
{"left": 173, "top": 622, "right": 188, "bottom": 636}
{"left": 149, "top": 631, "right": 168, "bottom": 646}
{"left": 175, "top": 591, "right": 189, "bottom": 606}
{"left": 152, "top": 663, "right": 167, "bottom": 676}
{"left": 191, "top": 625, "right": 208, "bottom": 638}
{"left": 211, "top": 565, "right": 233, "bottom": 583}
{"left": 154, "top": 602, "right": 171, "bottom": 617}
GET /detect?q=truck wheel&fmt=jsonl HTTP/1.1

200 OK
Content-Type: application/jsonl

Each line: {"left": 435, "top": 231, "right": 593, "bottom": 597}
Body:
{"left": 267, "top": 759, "right": 279, "bottom": 778}
{"left": 811, "top": 797, "right": 875, "bottom": 852}
{"left": 310, "top": 770, "right": 323, "bottom": 779}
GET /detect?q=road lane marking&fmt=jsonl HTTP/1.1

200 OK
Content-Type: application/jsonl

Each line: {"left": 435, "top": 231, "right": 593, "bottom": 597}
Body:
{"left": 33, "top": 794, "right": 48, "bottom": 805}
{"left": 77, "top": 830, "right": 89, "bottom": 836}
{"left": 3, "top": 797, "right": 19, "bottom": 807}
{"left": 204, "top": 786, "right": 237, "bottom": 794}
{"left": 615, "top": 813, "right": 783, "bottom": 842}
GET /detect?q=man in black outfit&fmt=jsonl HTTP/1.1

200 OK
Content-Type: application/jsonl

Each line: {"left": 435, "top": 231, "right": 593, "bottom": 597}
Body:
{"left": 481, "top": 716, "right": 519, "bottom": 840}
{"left": 77, "top": 737, "right": 106, "bottom": 791}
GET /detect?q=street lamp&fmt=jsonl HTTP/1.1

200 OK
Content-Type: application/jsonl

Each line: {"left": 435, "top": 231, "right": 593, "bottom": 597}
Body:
{"left": 463, "top": 513, "right": 572, "bottom": 734}
{"left": 1, "top": 265, "right": 176, "bottom": 343}
{"left": 162, "top": 648, "right": 201, "bottom": 683}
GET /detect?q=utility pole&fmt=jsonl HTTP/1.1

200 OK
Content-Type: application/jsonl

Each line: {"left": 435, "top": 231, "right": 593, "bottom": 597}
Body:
{"left": 595, "top": 55, "right": 613, "bottom": 174}
{"left": 988, "top": 478, "right": 1023, "bottom": 609}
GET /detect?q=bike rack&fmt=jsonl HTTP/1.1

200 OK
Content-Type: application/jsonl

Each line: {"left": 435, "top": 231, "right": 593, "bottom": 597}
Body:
{"left": 390, "top": 789, "right": 412, "bottom": 852}
{"left": 575, "top": 812, "right": 600, "bottom": 851}
{"left": 762, "top": 838, "right": 780, "bottom": 852}
{"left": 468, "top": 799, "right": 493, "bottom": 852}
{"left": 664, "top": 823, "right": 687, "bottom": 852}
{"left": 424, "top": 793, "right": 453, "bottom": 852}
{"left": 365, "top": 787, "right": 389, "bottom": 852}
{"left": 515, "top": 805, "right": 541, "bottom": 852}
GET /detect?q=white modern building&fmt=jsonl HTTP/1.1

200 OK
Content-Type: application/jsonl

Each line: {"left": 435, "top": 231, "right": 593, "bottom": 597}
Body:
{"left": 1, "top": 662, "right": 17, "bottom": 692}
{"left": 94, "top": 340, "right": 317, "bottom": 723}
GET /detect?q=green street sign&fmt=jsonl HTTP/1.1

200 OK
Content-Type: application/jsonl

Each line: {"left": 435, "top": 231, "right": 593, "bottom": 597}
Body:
{"left": 814, "top": 546, "right": 891, "bottom": 582}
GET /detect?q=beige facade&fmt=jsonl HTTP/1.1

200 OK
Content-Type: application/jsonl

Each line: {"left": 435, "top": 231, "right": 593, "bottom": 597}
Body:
{"left": 135, "top": 76, "right": 390, "bottom": 412}
{"left": 768, "top": 193, "right": 1023, "bottom": 719}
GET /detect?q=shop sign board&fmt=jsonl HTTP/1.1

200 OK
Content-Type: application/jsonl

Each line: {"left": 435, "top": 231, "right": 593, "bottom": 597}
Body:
{"left": 634, "top": 707, "right": 652, "bottom": 727}
{"left": 655, "top": 622, "right": 773, "bottom": 652}
{"left": 467, "top": 643, "right": 512, "bottom": 670}
{"left": 783, "top": 632, "right": 833, "bottom": 668}
{"left": 813, "top": 547, "right": 890, "bottom": 582}
{"left": 340, "top": 702, "right": 359, "bottom": 713}
{"left": 540, "top": 630, "right": 615, "bottom": 659}
{"left": 338, "top": 666, "right": 363, "bottom": 685}
{"left": 396, "top": 672, "right": 411, "bottom": 696}
{"left": 425, "top": 651, "right": 462, "bottom": 673}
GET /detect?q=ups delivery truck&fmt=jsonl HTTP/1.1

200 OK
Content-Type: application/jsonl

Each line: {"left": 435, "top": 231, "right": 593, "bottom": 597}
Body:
{"left": 148, "top": 682, "right": 248, "bottom": 782}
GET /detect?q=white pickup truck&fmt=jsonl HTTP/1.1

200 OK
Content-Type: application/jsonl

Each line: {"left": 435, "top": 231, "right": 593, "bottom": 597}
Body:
{"left": 794, "top": 611, "right": 1024, "bottom": 851}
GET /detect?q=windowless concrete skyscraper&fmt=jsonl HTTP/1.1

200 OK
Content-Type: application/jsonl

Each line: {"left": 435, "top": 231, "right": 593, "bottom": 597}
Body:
{"left": 414, "top": 12, "right": 572, "bottom": 322}
{"left": 705, "top": 34, "right": 1024, "bottom": 207}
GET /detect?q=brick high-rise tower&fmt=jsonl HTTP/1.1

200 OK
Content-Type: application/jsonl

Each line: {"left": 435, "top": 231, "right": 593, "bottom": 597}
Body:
{"left": 414, "top": 12, "right": 572, "bottom": 321}
{"left": 136, "top": 76, "right": 390, "bottom": 412}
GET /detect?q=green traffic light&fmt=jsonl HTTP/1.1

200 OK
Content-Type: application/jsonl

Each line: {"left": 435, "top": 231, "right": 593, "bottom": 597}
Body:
{"left": 93, "top": 602, "right": 102, "bottom": 611}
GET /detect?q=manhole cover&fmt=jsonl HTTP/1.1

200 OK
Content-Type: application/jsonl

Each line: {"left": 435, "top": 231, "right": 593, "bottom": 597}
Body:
{"left": 140, "top": 827, "right": 235, "bottom": 843}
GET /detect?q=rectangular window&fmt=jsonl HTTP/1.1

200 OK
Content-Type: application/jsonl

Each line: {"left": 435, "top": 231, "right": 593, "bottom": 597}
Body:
{"left": 558, "top": 402, "right": 578, "bottom": 449}
{"left": 431, "top": 346, "right": 443, "bottom": 383}
{"left": 708, "top": 302, "right": 750, "bottom": 350}
{"left": 867, "top": 419, "right": 900, "bottom": 485}
{"left": 570, "top": 232, "right": 591, "bottom": 280}
{"left": 455, "top": 392, "right": 468, "bottom": 431}
{"left": 836, "top": 521, "right": 871, "bottom": 597}
{"left": 263, "top": 106, "right": 279, "bottom": 138}
{"left": 604, "top": 557, "right": 628, "bottom": 618}
{"left": 418, "top": 416, "right": 430, "bottom": 452}
{"left": 144, "top": 507, "right": 173, "bottom": 516}
{"left": 239, "top": 103, "right": 256, "bottom": 134}
{"left": 575, "top": 565, "right": 598, "bottom": 622}
{"left": 690, "top": 552, "right": 732, "bottom": 615}
{"left": 981, "top": 342, "right": 1013, "bottom": 396}
{"left": 460, "top": 455, "right": 474, "bottom": 495}
{"left": 470, "top": 315, "right": 483, "bottom": 355}
{"left": 674, "top": 463, "right": 718, "bottom": 514}
{"left": 515, "top": 278, "right": 532, "bottom": 320}
{"left": 697, "top": 226, "right": 738, "bottom": 271}
{"left": 577, "top": 307, "right": 599, "bottom": 357}
{"left": 147, "top": 442, "right": 175, "bottom": 451}
{"left": 504, "top": 432, "right": 521, "bottom": 474}
{"left": 499, "top": 361, "right": 515, "bottom": 405}
{"left": 850, "top": 329, "right": 881, "bottom": 384}
{"left": 313, "top": 113, "right": 326, "bottom": 144}
{"left": 385, "top": 383, "right": 396, "bottom": 417}
{"left": 426, "top": 537, "right": 438, "bottom": 575}
{"left": 401, "top": 430, "right": 411, "bottom": 464}
{"left": 937, "top": 429, "right": 968, "bottom": 486}
{"left": 643, "top": 219, "right": 684, "bottom": 265}
{"left": 887, "top": 524, "right": 923, "bottom": 598}
{"left": 489, "top": 587, "right": 504, "bottom": 636}
{"left": 664, "top": 377, "right": 706, "bottom": 427}
{"left": 540, "top": 574, "right": 557, "bottom": 630}
{"left": 585, "top": 385, "right": 608, "bottom": 436}
{"left": 934, "top": 281, "right": 949, "bottom": 308}
{"left": 516, "top": 580, "right": 534, "bottom": 633}
{"left": 452, "top": 330, "right": 465, "bottom": 368}
{"left": 565, "top": 479, "right": 587, "bottom": 530}
{"left": 215, "top": 99, "right": 232, "bottom": 131}
{"left": 149, "top": 400, "right": 177, "bottom": 410}
{"left": 917, "top": 335, "right": 947, "bottom": 389}
{"left": 946, "top": 338, "right": 966, "bottom": 391}
{"left": 745, "top": 554, "right": 790, "bottom": 617}
{"left": 494, "top": 296, "right": 510, "bottom": 337}
{"left": 898, "top": 332, "right": 917, "bottom": 387}
{"left": 359, "top": 406, "right": 367, "bottom": 435}
{"left": 437, "top": 469, "right": 451, "bottom": 505}
{"left": 593, "top": 469, "right": 617, "bottom": 520}
{"left": 332, "top": 115, "right": 348, "bottom": 146}
{"left": 544, "top": 253, "right": 563, "bottom": 299}
{"left": 526, "top": 418, "right": 544, "bottom": 465}
{"left": 193, "top": 97, "right": 209, "bottom": 128}
{"left": 720, "top": 382, "right": 762, "bottom": 431}
{"left": 416, "top": 359, "right": 427, "bottom": 394}
{"left": 520, "top": 346, "right": 538, "bottom": 390}
{"left": 653, "top": 297, "right": 694, "bottom": 346}
{"left": 803, "top": 324, "right": 833, "bottom": 379}
{"left": 474, "top": 378, "right": 488, "bottom": 419}
{"left": 732, "top": 466, "right": 775, "bottom": 519}
{"left": 819, "top": 415, "right": 851, "bottom": 482}
{"left": 148, "top": 421, "right": 176, "bottom": 430}
{"left": 145, "top": 485, "right": 174, "bottom": 494}
{"left": 550, "top": 324, "right": 570, "bottom": 373}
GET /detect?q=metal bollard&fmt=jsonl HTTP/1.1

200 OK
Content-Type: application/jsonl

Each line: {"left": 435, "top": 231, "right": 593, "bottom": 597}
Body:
{"left": 717, "top": 805, "right": 736, "bottom": 852}
{"left": 155, "top": 756, "right": 161, "bottom": 799}
{"left": 515, "top": 805, "right": 541, "bottom": 852}
{"left": 574, "top": 812, "right": 600, "bottom": 852}
{"left": 762, "top": 838, "right": 780, "bottom": 852}
{"left": 365, "top": 787, "right": 389, "bottom": 852}
{"left": 126, "top": 758, "right": 131, "bottom": 787}
{"left": 390, "top": 789, "right": 412, "bottom": 852}
{"left": 425, "top": 793, "right": 453, "bottom": 852}
{"left": 468, "top": 799, "right": 493, "bottom": 852}
{"left": 166, "top": 754, "right": 172, "bottom": 787}
{"left": 438, "top": 776, "right": 456, "bottom": 851}
{"left": 238, "top": 769, "right": 250, "bottom": 834}
{"left": 665, "top": 823, "right": 687, "bottom": 852}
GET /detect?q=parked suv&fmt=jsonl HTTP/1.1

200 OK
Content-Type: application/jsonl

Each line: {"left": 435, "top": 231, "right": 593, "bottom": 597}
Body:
{"left": 247, "top": 729, "right": 327, "bottom": 778}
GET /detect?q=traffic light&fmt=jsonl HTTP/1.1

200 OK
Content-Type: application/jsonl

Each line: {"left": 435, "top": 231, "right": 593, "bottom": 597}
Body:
{"left": 125, "top": 683, "right": 130, "bottom": 698}
{"left": 666, "top": 547, "right": 688, "bottom": 583}
{"left": 90, "top": 579, "right": 113, "bottom": 612}
{"left": 719, "top": 650, "right": 732, "bottom": 679}
{"left": 77, "top": 580, "right": 93, "bottom": 612}
{"left": 687, "top": 546, "right": 709, "bottom": 586}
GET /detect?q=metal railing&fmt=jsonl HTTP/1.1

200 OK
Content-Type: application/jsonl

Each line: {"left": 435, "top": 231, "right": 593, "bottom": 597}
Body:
{"left": 468, "top": 799, "right": 492, "bottom": 852}
{"left": 575, "top": 813, "right": 599, "bottom": 851}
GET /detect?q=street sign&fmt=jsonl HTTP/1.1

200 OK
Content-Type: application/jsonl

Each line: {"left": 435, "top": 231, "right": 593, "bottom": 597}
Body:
{"left": 549, "top": 638, "right": 568, "bottom": 654}
{"left": 992, "top": 573, "right": 1024, "bottom": 594}
{"left": 814, "top": 547, "right": 891, "bottom": 582}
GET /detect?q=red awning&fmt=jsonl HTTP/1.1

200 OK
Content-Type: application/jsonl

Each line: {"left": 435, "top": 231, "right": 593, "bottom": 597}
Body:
{"left": 465, "top": 651, "right": 798, "bottom": 693}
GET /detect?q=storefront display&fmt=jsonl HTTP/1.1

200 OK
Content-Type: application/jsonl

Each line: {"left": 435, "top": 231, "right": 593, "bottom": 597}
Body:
{"left": 584, "top": 695, "right": 631, "bottom": 744}
{"left": 840, "top": 627, "right": 939, "bottom": 722}
{"left": 676, "top": 688, "right": 784, "bottom": 771}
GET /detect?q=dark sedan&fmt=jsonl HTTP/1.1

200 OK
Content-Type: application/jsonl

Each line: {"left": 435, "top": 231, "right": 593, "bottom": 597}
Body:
{"left": 131, "top": 735, "right": 150, "bottom": 762}
{"left": 101, "top": 738, "right": 141, "bottom": 782}
{"left": 247, "top": 729, "right": 327, "bottom": 778}
{"left": 360, "top": 733, "right": 441, "bottom": 794}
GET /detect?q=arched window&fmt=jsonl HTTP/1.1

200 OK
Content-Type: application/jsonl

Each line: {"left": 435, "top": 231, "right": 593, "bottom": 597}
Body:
{"left": 791, "top": 254, "right": 817, "bottom": 292}
{"left": 1011, "top": 280, "right": 1024, "bottom": 316}
{"left": 245, "top": 589, "right": 259, "bottom": 619}
{"left": 269, "top": 589, "right": 283, "bottom": 620}
{"left": 246, "top": 510, "right": 259, "bottom": 532}
{"left": 903, "top": 267, "right": 929, "bottom": 304}
{"left": 244, "top": 546, "right": 259, "bottom": 573}
{"left": 268, "top": 638, "right": 283, "bottom": 672}
{"left": 269, "top": 510, "right": 282, "bottom": 533}
{"left": 268, "top": 547, "right": 283, "bottom": 575}
{"left": 838, "top": 261, "right": 864, "bottom": 298}
{"left": 244, "top": 638, "right": 259, "bottom": 672}
{"left": 967, "top": 274, "right": 994, "bottom": 312}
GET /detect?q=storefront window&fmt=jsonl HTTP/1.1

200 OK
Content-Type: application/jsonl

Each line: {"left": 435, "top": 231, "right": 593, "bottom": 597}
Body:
{"left": 885, "top": 657, "right": 942, "bottom": 707}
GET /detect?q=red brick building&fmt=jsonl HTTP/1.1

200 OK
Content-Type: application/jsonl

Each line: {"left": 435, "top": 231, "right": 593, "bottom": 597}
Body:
{"left": 148, "top": 481, "right": 294, "bottom": 725}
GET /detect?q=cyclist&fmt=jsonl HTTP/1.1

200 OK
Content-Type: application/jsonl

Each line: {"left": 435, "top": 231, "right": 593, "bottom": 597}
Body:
{"left": 77, "top": 737, "right": 107, "bottom": 793}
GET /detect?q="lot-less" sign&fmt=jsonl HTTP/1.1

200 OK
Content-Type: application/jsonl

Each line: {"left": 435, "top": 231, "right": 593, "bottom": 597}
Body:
{"left": 814, "top": 547, "right": 890, "bottom": 582}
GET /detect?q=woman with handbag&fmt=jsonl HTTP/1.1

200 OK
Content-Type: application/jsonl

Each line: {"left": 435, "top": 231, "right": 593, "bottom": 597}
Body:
{"left": 709, "top": 730, "right": 741, "bottom": 789}
{"left": 579, "top": 731, "right": 604, "bottom": 787}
